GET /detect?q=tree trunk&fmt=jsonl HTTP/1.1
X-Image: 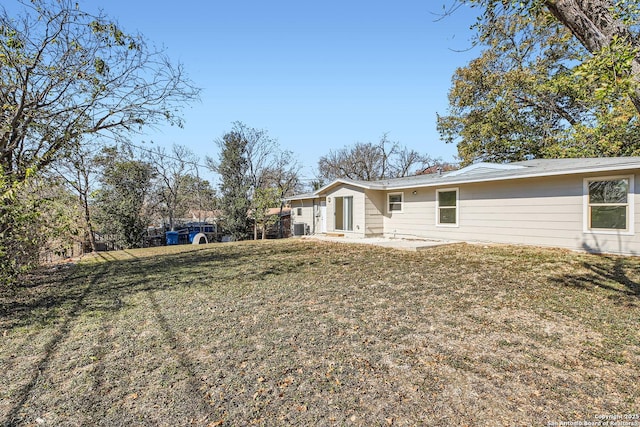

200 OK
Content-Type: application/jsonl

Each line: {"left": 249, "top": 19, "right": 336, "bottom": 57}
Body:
{"left": 82, "top": 194, "right": 97, "bottom": 253}
{"left": 78, "top": 181, "right": 97, "bottom": 253}
{"left": 278, "top": 202, "right": 284, "bottom": 239}
{"left": 544, "top": 0, "right": 640, "bottom": 113}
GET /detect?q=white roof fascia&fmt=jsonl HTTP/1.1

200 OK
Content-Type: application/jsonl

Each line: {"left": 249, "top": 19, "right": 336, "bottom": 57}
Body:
{"left": 289, "top": 159, "right": 640, "bottom": 198}
{"left": 383, "top": 162, "right": 640, "bottom": 191}
{"left": 286, "top": 193, "right": 319, "bottom": 201}
{"left": 444, "top": 162, "right": 526, "bottom": 177}
{"left": 314, "top": 178, "right": 378, "bottom": 194}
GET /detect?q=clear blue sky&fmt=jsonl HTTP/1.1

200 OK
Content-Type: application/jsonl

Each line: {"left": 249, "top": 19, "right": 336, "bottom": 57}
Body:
{"left": 33, "top": 1, "right": 483, "bottom": 182}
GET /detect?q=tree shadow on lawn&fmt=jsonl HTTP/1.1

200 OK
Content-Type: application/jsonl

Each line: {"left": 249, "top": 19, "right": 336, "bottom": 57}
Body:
{"left": 2, "top": 264, "right": 109, "bottom": 426}
{"left": 551, "top": 255, "right": 640, "bottom": 300}
{"left": 1, "top": 243, "right": 304, "bottom": 425}
{"left": 1, "top": 243, "right": 288, "bottom": 329}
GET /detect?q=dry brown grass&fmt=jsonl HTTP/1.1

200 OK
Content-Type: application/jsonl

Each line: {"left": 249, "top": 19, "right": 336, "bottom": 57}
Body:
{"left": 1, "top": 240, "right": 639, "bottom": 426}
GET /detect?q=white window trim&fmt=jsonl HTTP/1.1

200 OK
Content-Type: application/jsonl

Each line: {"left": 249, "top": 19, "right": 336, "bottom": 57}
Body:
{"left": 436, "top": 187, "right": 459, "bottom": 228}
{"left": 334, "top": 195, "right": 354, "bottom": 231}
{"left": 387, "top": 192, "right": 404, "bottom": 214}
{"left": 583, "top": 175, "right": 634, "bottom": 235}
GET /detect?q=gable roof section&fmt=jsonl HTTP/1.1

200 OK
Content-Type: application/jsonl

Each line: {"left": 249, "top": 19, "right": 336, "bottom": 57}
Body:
{"left": 289, "top": 157, "right": 640, "bottom": 200}
{"left": 314, "top": 178, "right": 376, "bottom": 194}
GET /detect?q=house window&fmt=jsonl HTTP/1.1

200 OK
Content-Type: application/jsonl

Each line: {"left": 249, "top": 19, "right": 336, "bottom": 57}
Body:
{"left": 335, "top": 196, "right": 353, "bottom": 231}
{"left": 296, "top": 207, "right": 302, "bottom": 216}
{"left": 437, "top": 188, "right": 458, "bottom": 226}
{"left": 585, "top": 176, "right": 633, "bottom": 232}
{"left": 387, "top": 192, "right": 403, "bottom": 213}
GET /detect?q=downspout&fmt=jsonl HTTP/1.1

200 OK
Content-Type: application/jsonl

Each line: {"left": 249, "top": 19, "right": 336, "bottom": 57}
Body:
{"left": 312, "top": 198, "right": 316, "bottom": 235}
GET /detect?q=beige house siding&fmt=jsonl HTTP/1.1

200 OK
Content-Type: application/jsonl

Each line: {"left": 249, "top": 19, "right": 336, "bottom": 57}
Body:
{"left": 289, "top": 199, "right": 314, "bottom": 235}
{"left": 289, "top": 162, "right": 640, "bottom": 255}
{"left": 380, "top": 173, "right": 640, "bottom": 255}
{"left": 382, "top": 189, "right": 433, "bottom": 238}
{"left": 326, "top": 185, "right": 366, "bottom": 237}
{"left": 289, "top": 197, "right": 328, "bottom": 234}
{"left": 364, "top": 190, "right": 385, "bottom": 236}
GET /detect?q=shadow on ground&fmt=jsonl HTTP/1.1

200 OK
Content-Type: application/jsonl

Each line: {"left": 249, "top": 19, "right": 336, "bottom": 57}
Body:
{"left": 0, "top": 241, "right": 313, "bottom": 426}
{"left": 551, "top": 256, "right": 640, "bottom": 299}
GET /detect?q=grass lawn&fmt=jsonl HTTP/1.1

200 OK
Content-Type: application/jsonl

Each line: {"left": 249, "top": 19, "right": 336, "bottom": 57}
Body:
{"left": 1, "top": 239, "right": 639, "bottom": 426}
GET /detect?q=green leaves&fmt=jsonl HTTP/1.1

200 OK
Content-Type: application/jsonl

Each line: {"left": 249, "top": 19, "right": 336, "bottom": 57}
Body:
{"left": 441, "top": 1, "right": 640, "bottom": 164}
{"left": 93, "top": 150, "right": 155, "bottom": 249}
{"left": 94, "top": 57, "right": 106, "bottom": 75}
{"left": 572, "top": 35, "right": 639, "bottom": 102}
{"left": 1, "top": 167, "right": 80, "bottom": 286}
{"left": 89, "top": 20, "right": 138, "bottom": 50}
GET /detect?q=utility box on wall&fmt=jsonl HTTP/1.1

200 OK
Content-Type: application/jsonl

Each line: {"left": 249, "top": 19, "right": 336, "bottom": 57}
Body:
{"left": 293, "top": 223, "right": 306, "bottom": 236}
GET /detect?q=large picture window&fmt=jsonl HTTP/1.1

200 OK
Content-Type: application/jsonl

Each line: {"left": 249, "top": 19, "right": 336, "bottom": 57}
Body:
{"left": 334, "top": 196, "right": 353, "bottom": 231}
{"left": 437, "top": 188, "right": 458, "bottom": 226}
{"left": 586, "top": 177, "right": 632, "bottom": 231}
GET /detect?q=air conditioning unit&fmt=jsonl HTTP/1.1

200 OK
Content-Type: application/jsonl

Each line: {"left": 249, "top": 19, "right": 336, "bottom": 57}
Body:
{"left": 293, "top": 223, "right": 306, "bottom": 236}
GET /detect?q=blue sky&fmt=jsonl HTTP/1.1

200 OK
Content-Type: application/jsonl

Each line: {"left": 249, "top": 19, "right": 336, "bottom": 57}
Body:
{"left": 26, "top": 1, "right": 483, "bottom": 182}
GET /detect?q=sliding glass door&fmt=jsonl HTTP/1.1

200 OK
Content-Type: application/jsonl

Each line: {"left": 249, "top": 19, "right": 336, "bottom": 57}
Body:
{"left": 334, "top": 196, "right": 353, "bottom": 231}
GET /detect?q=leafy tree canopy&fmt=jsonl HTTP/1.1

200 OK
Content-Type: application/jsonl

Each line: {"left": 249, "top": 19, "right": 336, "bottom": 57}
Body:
{"left": 93, "top": 147, "right": 155, "bottom": 249}
{"left": 439, "top": 0, "right": 640, "bottom": 165}
{"left": 209, "top": 122, "right": 300, "bottom": 241}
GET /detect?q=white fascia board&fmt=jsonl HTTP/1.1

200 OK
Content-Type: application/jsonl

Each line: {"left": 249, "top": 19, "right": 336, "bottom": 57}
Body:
{"left": 445, "top": 162, "right": 526, "bottom": 177}
{"left": 382, "top": 162, "right": 640, "bottom": 191}
{"left": 286, "top": 193, "right": 319, "bottom": 201}
{"left": 314, "top": 178, "right": 378, "bottom": 194}
{"left": 296, "top": 161, "right": 640, "bottom": 196}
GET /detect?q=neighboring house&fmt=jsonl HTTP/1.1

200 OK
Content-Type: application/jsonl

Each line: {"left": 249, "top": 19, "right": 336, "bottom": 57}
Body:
{"left": 288, "top": 157, "right": 640, "bottom": 256}
{"left": 264, "top": 207, "right": 291, "bottom": 239}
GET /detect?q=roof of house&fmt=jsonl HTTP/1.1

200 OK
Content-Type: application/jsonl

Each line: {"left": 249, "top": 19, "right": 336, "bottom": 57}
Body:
{"left": 290, "top": 157, "right": 640, "bottom": 199}
{"left": 265, "top": 207, "right": 291, "bottom": 216}
{"left": 286, "top": 192, "right": 317, "bottom": 201}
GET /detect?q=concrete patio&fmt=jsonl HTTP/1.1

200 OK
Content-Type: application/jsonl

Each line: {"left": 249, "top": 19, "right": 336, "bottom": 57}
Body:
{"left": 300, "top": 234, "right": 459, "bottom": 251}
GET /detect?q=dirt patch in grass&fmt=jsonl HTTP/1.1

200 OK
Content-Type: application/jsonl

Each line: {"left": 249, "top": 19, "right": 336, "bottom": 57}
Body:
{"left": 1, "top": 240, "right": 639, "bottom": 426}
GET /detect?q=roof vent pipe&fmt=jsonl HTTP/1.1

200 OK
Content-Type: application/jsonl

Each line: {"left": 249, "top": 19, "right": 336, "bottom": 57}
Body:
{"left": 437, "top": 167, "right": 442, "bottom": 176}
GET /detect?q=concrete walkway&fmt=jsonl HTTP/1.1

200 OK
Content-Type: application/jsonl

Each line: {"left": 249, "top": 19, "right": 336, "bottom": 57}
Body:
{"left": 300, "top": 234, "right": 458, "bottom": 251}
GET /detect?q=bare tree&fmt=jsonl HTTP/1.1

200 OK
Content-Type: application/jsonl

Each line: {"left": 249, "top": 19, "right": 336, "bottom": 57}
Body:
{"left": 263, "top": 150, "right": 302, "bottom": 238}
{"left": 318, "top": 134, "right": 441, "bottom": 181}
{"left": 51, "top": 143, "right": 104, "bottom": 252}
{"left": 208, "top": 122, "right": 301, "bottom": 240}
{"left": 0, "top": 0, "right": 200, "bottom": 186}
{"left": 145, "top": 144, "right": 198, "bottom": 230}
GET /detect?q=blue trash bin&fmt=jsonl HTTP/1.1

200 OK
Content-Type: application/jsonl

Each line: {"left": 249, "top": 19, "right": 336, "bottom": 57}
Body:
{"left": 165, "top": 231, "right": 179, "bottom": 245}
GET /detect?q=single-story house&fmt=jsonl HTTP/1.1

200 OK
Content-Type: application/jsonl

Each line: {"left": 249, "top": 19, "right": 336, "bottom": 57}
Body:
{"left": 287, "top": 157, "right": 640, "bottom": 256}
